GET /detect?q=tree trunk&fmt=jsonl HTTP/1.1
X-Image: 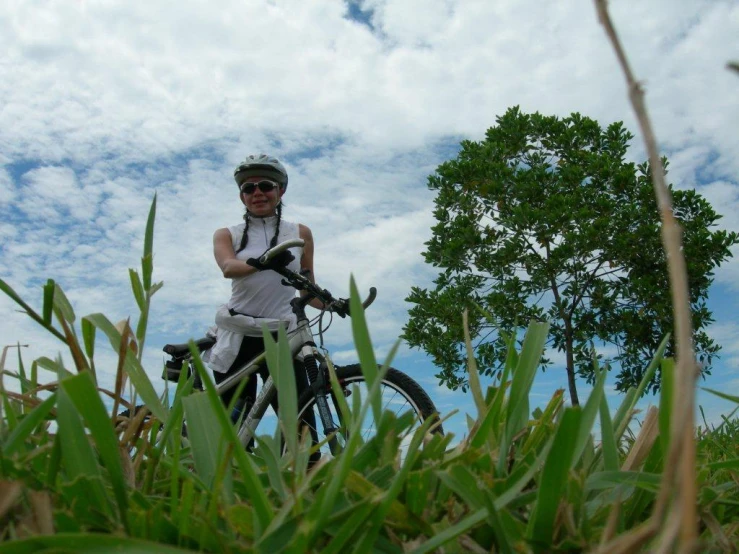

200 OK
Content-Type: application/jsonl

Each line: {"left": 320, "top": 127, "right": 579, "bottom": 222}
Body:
{"left": 564, "top": 326, "right": 580, "bottom": 406}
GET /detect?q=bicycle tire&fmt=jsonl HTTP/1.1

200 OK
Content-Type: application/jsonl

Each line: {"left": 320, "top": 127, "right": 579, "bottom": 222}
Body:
{"left": 295, "top": 364, "right": 443, "bottom": 458}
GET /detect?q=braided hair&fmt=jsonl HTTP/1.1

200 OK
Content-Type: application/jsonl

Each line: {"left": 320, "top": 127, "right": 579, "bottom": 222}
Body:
{"left": 235, "top": 203, "right": 283, "bottom": 254}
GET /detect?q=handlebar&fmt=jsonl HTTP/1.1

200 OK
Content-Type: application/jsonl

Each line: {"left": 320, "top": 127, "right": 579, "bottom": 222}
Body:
{"left": 258, "top": 238, "right": 306, "bottom": 265}
{"left": 362, "top": 287, "right": 377, "bottom": 310}
{"left": 259, "top": 239, "right": 377, "bottom": 313}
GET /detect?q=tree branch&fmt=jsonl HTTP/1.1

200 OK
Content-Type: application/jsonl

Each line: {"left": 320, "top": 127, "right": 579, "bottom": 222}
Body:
{"left": 569, "top": 259, "right": 607, "bottom": 319}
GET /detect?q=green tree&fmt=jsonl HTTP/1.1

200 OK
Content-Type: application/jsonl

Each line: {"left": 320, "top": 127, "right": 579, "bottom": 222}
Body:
{"left": 404, "top": 107, "right": 738, "bottom": 405}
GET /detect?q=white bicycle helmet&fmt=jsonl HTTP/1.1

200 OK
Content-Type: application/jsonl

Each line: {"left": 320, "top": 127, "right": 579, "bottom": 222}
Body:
{"left": 234, "top": 154, "right": 289, "bottom": 191}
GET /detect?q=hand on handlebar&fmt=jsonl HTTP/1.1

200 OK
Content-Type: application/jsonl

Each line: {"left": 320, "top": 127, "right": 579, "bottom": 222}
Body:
{"left": 247, "top": 249, "right": 295, "bottom": 271}
{"left": 329, "top": 288, "right": 377, "bottom": 317}
{"left": 330, "top": 298, "right": 350, "bottom": 318}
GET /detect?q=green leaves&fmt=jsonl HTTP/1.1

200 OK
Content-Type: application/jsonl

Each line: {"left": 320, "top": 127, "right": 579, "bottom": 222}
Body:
{"left": 526, "top": 407, "right": 581, "bottom": 546}
{"left": 182, "top": 391, "right": 233, "bottom": 495}
{"left": 0, "top": 534, "right": 196, "bottom": 553}
{"left": 58, "top": 372, "right": 130, "bottom": 529}
{"left": 82, "top": 312, "right": 166, "bottom": 421}
{"left": 263, "top": 324, "right": 299, "bottom": 459}
{"left": 56, "top": 381, "right": 112, "bottom": 520}
{"left": 132, "top": 193, "right": 163, "bottom": 357}
{"left": 2, "top": 393, "right": 57, "bottom": 456}
{"left": 2, "top": 192, "right": 736, "bottom": 553}
{"left": 404, "top": 106, "right": 738, "bottom": 403}
{"left": 0, "top": 278, "right": 65, "bottom": 342}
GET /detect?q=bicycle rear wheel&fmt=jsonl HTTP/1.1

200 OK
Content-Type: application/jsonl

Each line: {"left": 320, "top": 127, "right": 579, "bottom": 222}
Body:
{"left": 295, "top": 364, "right": 443, "bottom": 460}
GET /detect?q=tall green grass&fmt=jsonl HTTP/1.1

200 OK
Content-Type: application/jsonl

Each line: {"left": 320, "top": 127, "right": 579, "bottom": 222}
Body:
{"left": 1, "top": 198, "right": 737, "bottom": 552}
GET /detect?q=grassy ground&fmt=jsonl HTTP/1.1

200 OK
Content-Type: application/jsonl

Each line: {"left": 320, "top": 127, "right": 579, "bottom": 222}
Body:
{"left": 1, "top": 199, "right": 737, "bottom": 552}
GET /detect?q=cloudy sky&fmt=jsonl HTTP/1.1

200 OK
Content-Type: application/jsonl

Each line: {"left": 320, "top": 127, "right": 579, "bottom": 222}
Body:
{"left": 2, "top": 0, "right": 738, "bottom": 437}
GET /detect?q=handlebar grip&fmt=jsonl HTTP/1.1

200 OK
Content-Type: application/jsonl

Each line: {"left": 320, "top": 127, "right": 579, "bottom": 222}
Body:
{"left": 259, "top": 238, "right": 306, "bottom": 264}
{"left": 362, "top": 287, "right": 377, "bottom": 310}
{"left": 337, "top": 287, "right": 377, "bottom": 318}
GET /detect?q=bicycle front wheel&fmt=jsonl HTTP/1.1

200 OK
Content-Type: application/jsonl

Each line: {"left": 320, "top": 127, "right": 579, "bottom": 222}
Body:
{"left": 295, "top": 364, "right": 443, "bottom": 460}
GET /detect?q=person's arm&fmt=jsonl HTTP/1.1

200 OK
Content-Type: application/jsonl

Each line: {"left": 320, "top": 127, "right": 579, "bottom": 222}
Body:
{"left": 214, "top": 227, "right": 260, "bottom": 279}
{"left": 299, "top": 224, "right": 328, "bottom": 310}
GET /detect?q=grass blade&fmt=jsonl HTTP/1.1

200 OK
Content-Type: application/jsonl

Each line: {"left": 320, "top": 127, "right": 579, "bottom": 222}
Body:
{"left": 659, "top": 357, "right": 674, "bottom": 460}
{"left": 56, "top": 384, "right": 111, "bottom": 518}
{"left": 495, "top": 442, "right": 552, "bottom": 510}
{"left": 60, "top": 372, "right": 130, "bottom": 530}
{"left": 702, "top": 388, "right": 739, "bottom": 405}
{"left": 526, "top": 407, "right": 581, "bottom": 547}
{"left": 42, "top": 279, "right": 54, "bottom": 325}
{"left": 519, "top": 389, "right": 564, "bottom": 456}
{"left": 356, "top": 414, "right": 439, "bottom": 553}
{"left": 301, "top": 361, "right": 392, "bottom": 549}
{"left": 498, "top": 320, "right": 549, "bottom": 474}
{"left": 585, "top": 471, "right": 662, "bottom": 493}
{"left": 81, "top": 317, "right": 96, "bottom": 365}
{"left": 182, "top": 392, "right": 232, "bottom": 493}
{"left": 349, "top": 276, "right": 381, "bottom": 424}
{"left": 253, "top": 435, "right": 287, "bottom": 501}
{"left": 0, "top": 278, "right": 66, "bottom": 342}
{"left": 3, "top": 393, "right": 57, "bottom": 456}
{"left": 571, "top": 366, "right": 606, "bottom": 469}
{"left": 436, "top": 465, "right": 485, "bottom": 509}
{"left": 599, "top": 394, "right": 619, "bottom": 472}
{"left": 187, "top": 343, "right": 273, "bottom": 534}
{"left": 408, "top": 509, "right": 488, "bottom": 554}
{"left": 613, "top": 334, "right": 670, "bottom": 441}
{"left": 130, "top": 269, "right": 146, "bottom": 311}
{"left": 82, "top": 313, "right": 166, "bottom": 421}
{"left": 0, "top": 533, "right": 197, "bottom": 553}
{"left": 462, "top": 308, "right": 486, "bottom": 417}
{"left": 263, "top": 324, "right": 298, "bottom": 459}
{"left": 142, "top": 194, "right": 156, "bottom": 290}
{"left": 320, "top": 501, "right": 375, "bottom": 554}
{"left": 507, "top": 321, "right": 550, "bottom": 430}
{"left": 52, "top": 282, "right": 76, "bottom": 324}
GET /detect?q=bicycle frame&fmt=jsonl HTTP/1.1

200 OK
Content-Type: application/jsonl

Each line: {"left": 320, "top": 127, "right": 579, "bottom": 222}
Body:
{"left": 178, "top": 238, "right": 375, "bottom": 452}
{"left": 212, "top": 315, "right": 323, "bottom": 449}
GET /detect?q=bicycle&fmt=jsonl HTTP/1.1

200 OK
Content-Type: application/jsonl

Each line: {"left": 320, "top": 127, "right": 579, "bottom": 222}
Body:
{"left": 160, "top": 238, "right": 443, "bottom": 459}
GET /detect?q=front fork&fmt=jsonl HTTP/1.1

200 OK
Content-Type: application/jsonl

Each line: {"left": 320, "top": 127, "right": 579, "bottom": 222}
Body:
{"left": 299, "top": 345, "right": 343, "bottom": 453}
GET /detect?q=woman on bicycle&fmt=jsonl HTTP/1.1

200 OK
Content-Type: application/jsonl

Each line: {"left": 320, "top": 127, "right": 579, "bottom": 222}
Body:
{"left": 206, "top": 153, "right": 318, "bottom": 419}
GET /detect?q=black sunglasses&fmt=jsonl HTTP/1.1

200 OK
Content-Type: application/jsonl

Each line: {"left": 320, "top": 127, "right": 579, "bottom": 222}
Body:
{"left": 241, "top": 180, "right": 279, "bottom": 194}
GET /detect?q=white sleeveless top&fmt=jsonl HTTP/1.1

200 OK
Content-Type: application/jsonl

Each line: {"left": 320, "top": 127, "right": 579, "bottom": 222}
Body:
{"left": 226, "top": 215, "right": 303, "bottom": 320}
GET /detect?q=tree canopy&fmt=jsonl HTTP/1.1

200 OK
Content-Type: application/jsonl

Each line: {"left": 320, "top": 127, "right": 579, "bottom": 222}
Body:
{"left": 403, "top": 107, "right": 738, "bottom": 405}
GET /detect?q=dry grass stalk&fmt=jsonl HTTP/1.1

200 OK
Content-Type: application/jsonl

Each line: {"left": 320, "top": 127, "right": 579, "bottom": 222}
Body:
{"left": 621, "top": 406, "right": 659, "bottom": 472}
{"left": 700, "top": 510, "right": 735, "bottom": 553}
{"left": 593, "top": 1, "right": 699, "bottom": 550}
{"left": 120, "top": 404, "right": 151, "bottom": 448}
{"left": 120, "top": 444, "right": 137, "bottom": 488}
{"left": 598, "top": 496, "right": 622, "bottom": 547}
{"left": 112, "top": 318, "right": 134, "bottom": 423}
{"left": 458, "top": 534, "right": 488, "bottom": 554}
{"left": 0, "top": 481, "right": 22, "bottom": 520}
{"left": 27, "top": 491, "right": 54, "bottom": 535}
{"left": 594, "top": 519, "right": 659, "bottom": 554}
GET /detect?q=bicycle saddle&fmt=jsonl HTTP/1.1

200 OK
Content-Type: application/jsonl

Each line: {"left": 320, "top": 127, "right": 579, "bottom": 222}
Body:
{"left": 163, "top": 337, "right": 216, "bottom": 358}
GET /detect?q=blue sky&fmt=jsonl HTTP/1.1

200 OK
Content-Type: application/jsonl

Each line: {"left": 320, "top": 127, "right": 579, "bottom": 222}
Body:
{"left": 1, "top": 0, "right": 738, "bottom": 440}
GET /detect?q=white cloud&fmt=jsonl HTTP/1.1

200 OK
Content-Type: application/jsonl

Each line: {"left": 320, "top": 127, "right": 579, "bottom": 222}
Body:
{"left": 706, "top": 321, "right": 739, "bottom": 370}
{"left": 0, "top": 167, "right": 14, "bottom": 204}
{"left": 0, "top": 0, "right": 737, "bottom": 423}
